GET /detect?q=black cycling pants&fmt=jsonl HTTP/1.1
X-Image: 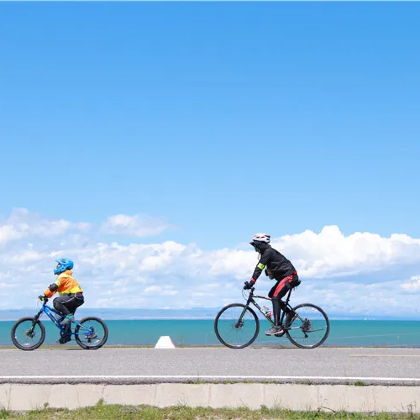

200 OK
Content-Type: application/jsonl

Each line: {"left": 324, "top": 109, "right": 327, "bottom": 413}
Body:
{"left": 268, "top": 274, "right": 299, "bottom": 326}
{"left": 53, "top": 294, "right": 84, "bottom": 316}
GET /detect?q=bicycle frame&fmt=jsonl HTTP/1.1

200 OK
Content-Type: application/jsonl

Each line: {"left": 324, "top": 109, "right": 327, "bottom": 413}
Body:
{"left": 243, "top": 286, "right": 298, "bottom": 329}
{"left": 30, "top": 302, "right": 92, "bottom": 337}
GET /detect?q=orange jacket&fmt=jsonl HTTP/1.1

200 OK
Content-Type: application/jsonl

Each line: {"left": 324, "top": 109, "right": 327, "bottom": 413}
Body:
{"left": 44, "top": 270, "right": 83, "bottom": 298}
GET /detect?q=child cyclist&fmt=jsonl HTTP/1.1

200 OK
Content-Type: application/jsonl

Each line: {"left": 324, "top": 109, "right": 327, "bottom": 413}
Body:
{"left": 243, "top": 233, "right": 300, "bottom": 336}
{"left": 39, "top": 258, "right": 84, "bottom": 344}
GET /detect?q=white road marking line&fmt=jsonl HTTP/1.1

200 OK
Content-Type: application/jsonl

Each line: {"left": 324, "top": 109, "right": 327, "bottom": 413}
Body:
{"left": 0, "top": 375, "right": 420, "bottom": 381}
{"left": 349, "top": 354, "right": 420, "bottom": 358}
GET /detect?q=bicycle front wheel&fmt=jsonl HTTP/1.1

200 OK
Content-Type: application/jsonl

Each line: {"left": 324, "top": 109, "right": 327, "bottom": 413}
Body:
{"left": 75, "top": 317, "right": 108, "bottom": 350}
{"left": 11, "top": 317, "right": 45, "bottom": 351}
{"left": 285, "top": 303, "right": 330, "bottom": 349}
{"left": 214, "top": 303, "right": 260, "bottom": 349}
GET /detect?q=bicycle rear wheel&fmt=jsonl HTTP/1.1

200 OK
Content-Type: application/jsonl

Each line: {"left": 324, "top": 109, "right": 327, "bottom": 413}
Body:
{"left": 11, "top": 317, "right": 45, "bottom": 351}
{"left": 285, "top": 303, "right": 330, "bottom": 349}
{"left": 75, "top": 317, "right": 108, "bottom": 350}
{"left": 214, "top": 303, "right": 259, "bottom": 349}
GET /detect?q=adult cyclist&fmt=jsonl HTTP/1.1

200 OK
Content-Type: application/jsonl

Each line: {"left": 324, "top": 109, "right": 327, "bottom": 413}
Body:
{"left": 244, "top": 233, "right": 300, "bottom": 336}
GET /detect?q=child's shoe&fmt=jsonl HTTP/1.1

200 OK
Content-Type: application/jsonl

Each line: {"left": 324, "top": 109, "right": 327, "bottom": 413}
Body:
{"left": 57, "top": 335, "right": 71, "bottom": 345}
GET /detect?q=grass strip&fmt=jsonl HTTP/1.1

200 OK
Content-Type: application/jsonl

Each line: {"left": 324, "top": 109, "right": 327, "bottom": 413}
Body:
{"left": 1, "top": 401, "right": 420, "bottom": 420}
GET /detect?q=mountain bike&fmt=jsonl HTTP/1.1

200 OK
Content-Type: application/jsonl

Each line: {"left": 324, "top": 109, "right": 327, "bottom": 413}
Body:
{"left": 214, "top": 280, "right": 330, "bottom": 349}
{"left": 11, "top": 297, "right": 108, "bottom": 351}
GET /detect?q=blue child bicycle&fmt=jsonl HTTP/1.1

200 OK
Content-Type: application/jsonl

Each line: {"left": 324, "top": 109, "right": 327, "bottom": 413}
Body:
{"left": 11, "top": 296, "right": 108, "bottom": 351}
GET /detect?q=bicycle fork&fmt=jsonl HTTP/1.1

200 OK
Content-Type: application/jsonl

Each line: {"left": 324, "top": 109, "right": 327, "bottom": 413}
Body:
{"left": 27, "top": 310, "right": 43, "bottom": 337}
{"left": 235, "top": 306, "right": 248, "bottom": 328}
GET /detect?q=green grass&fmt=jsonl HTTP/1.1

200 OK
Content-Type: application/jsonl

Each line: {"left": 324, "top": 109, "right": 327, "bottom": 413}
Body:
{"left": 354, "top": 381, "right": 367, "bottom": 386}
{"left": 1, "top": 403, "right": 420, "bottom": 420}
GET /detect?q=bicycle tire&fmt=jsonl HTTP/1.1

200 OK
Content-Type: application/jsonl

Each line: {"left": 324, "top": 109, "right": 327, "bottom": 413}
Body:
{"left": 75, "top": 317, "right": 108, "bottom": 350}
{"left": 214, "top": 303, "right": 260, "bottom": 349}
{"left": 285, "top": 303, "right": 330, "bottom": 349}
{"left": 11, "top": 317, "right": 46, "bottom": 351}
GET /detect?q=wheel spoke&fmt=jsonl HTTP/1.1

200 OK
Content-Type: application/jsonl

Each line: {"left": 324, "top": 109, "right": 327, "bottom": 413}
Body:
{"left": 286, "top": 304, "right": 330, "bottom": 349}
{"left": 11, "top": 318, "right": 45, "bottom": 351}
{"left": 75, "top": 317, "right": 108, "bottom": 349}
{"left": 215, "top": 304, "right": 259, "bottom": 349}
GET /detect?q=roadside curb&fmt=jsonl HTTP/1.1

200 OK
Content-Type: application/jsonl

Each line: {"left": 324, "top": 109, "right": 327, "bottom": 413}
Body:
{"left": 1, "top": 382, "right": 420, "bottom": 413}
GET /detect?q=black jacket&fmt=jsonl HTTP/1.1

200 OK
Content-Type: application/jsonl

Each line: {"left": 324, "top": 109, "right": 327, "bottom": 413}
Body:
{"left": 251, "top": 243, "right": 296, "bottom": 282}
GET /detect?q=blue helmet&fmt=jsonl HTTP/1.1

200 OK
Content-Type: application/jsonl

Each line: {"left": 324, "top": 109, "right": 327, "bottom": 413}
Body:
{"left": 54, "top": 258, "right": 74, "bottom": 275}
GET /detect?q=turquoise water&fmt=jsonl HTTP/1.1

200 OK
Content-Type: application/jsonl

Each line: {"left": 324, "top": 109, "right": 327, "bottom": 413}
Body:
{"left": 2, "top": 319, "right": 420, "bottom": 347}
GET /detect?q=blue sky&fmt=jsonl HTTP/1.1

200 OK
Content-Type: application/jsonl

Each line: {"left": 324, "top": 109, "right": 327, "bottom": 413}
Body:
{"left": 1, "top": 3, "right": 420, "bottom": 315}
{"left": 1, "top": 3, "right": 419, "bottom": 249}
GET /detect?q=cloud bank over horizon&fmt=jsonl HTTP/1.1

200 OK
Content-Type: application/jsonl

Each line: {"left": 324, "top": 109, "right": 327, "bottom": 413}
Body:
{"left": 1, "top": 208, "right": 420, "bottom": 317}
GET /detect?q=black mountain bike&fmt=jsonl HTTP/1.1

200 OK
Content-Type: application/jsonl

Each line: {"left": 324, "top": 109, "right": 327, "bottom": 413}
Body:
{"left": 214, "top": 281, "right": 330, "bottom": 349}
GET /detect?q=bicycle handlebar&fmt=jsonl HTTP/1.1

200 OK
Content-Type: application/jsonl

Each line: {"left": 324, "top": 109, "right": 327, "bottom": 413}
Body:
{"left": 242, "top": 283, "right": 255, "bottom": 293}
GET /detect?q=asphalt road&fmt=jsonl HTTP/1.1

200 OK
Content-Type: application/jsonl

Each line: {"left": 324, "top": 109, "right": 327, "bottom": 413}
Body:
{"left": 1, "top": 347, "right": 420, "bottom": 385}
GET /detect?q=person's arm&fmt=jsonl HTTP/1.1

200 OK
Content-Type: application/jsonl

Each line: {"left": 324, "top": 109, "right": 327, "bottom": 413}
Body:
{"left": 43, "top": 279, "right": 61, "bottom": 298}
{"left": 251, "top": 253, "right": 270, "bottom": 283}
{"left": 244, "top": 253, "right": 270, "bottom": 289}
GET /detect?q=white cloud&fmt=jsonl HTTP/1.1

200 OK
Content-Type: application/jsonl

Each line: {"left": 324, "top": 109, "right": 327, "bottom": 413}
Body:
{"left": 0, "top": 208, "right": 91, "bottom": 247}
{"left": 273, "top": 225, "right": 420, "bottom": 279}
{"left": 1, "top": 208, "right": 420, "bottom": 317}
{"left": 101, "top": 214, "right": 170, "bottom": 237}
{"left": 0, "top": 224, "right": 24, "bottom": 246}
{"left": 402, "top": 275, "right": 420, "bottom": 291}
{"left": 205, "top": 249, "right": 255, "bottom": 279}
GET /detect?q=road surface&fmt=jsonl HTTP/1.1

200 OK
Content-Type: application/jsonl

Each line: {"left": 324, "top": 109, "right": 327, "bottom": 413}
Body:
{"left": 1, "top": 347, "right": 420, "bottom": 385}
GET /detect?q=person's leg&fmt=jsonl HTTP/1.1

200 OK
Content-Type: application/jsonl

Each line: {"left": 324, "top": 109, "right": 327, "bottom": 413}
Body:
{"left": 266, "top": 283, "right": 282, "bottom": 335}
{"left": 61, "top": 294, "right": 85, "bottom": 324}
{"left": 66, "top": 295, "right": 84, "bottom": 337}
{"left": 274, "top": 275, "right": 293, "bottom": 316}
{"left": 53, "top": 295, "right": 72, "bottom": 315}
{"left": 265, "top": 275, "right": 294, "bottom": 336}
{"left": 283, "top": 274, "right": 300, "bottom": 327}
{"left": 54, "top": 294, "right": 84, "bottom": 344}
{"left": 64, "top": 294, "right": 85, "bottom": 315}
{"left": 268, "top": 284, "right": 277, "bottom": 320}
{"left": 53, "top": 296, "right": 73, "bottom": 343}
